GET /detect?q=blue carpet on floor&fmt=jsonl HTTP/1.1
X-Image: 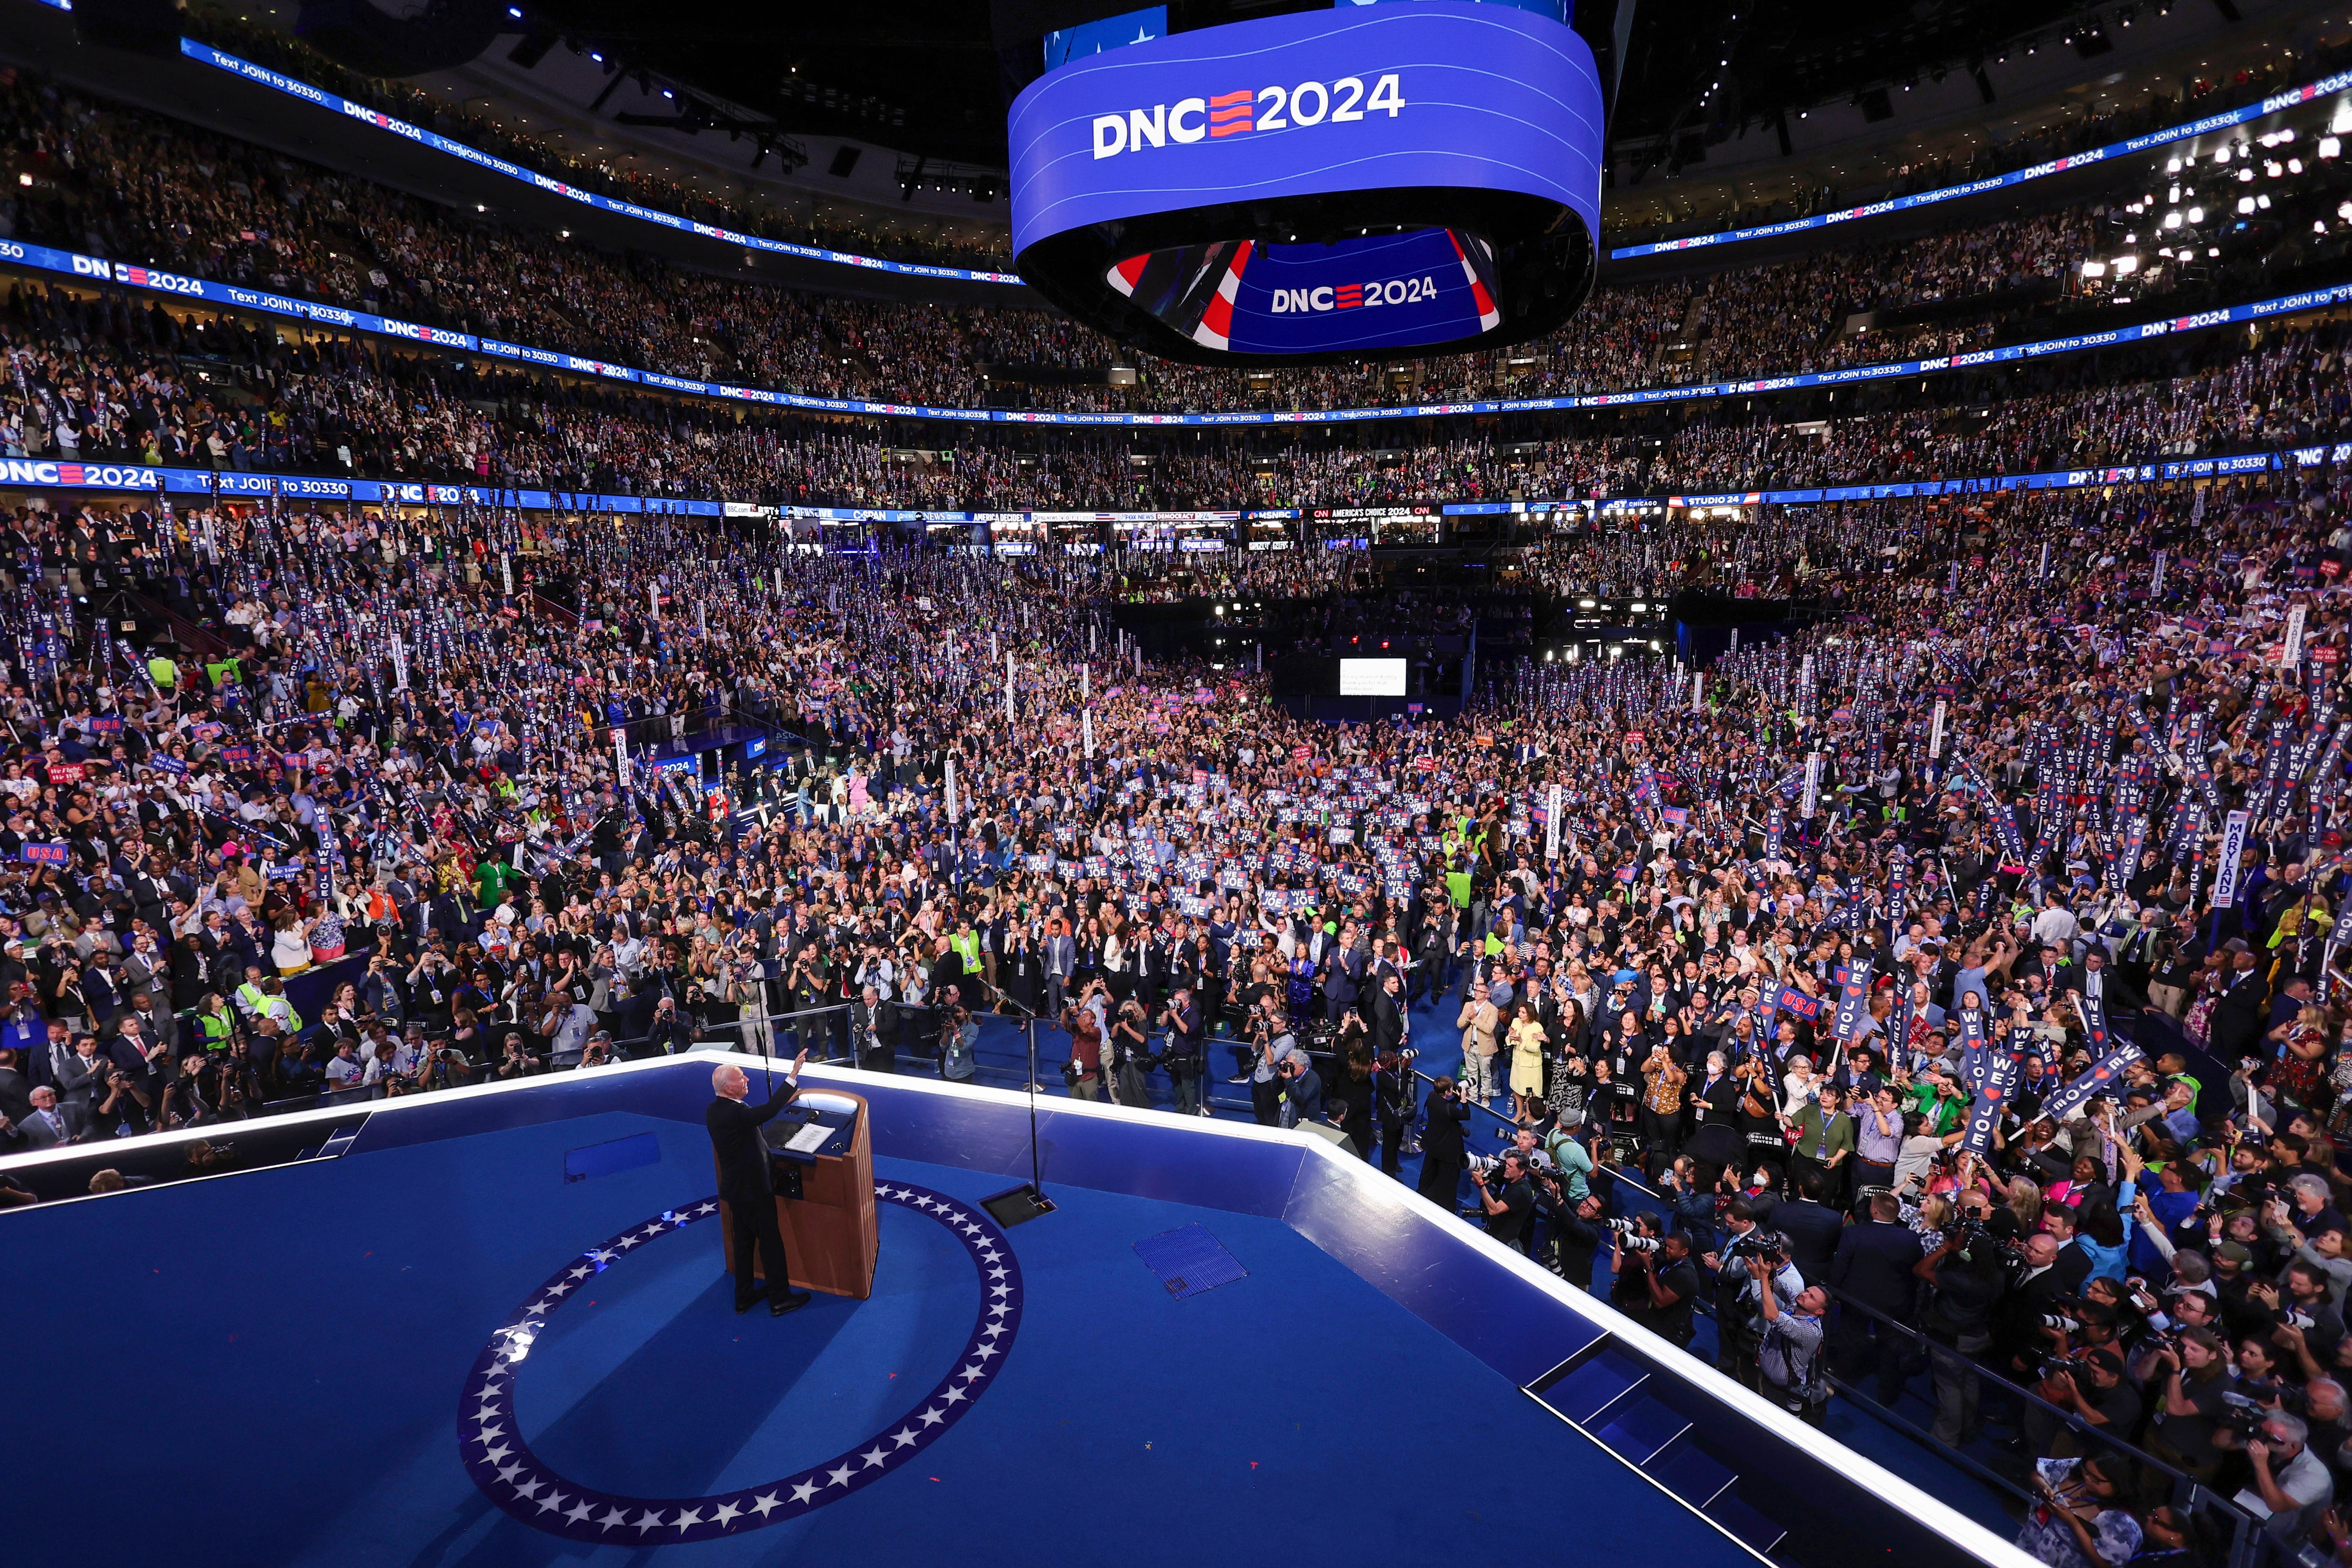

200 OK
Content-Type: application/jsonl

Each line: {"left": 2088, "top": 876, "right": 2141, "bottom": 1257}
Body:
{"left": 1, "top": 1106, "right": 1762, "bottom": 1568}
{"left": 842, "top": 983, "right": 1511, "bottom": 1206}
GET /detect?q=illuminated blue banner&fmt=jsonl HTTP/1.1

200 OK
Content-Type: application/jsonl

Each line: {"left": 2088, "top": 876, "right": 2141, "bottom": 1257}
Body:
{"left": 6, "top": 229, "right": 2352, "bottom": 428}
{"left": 2, "top": 445, "right": 2339, "bottom": 524}
{"left": 1008, "top": 2, "right": 1603, "bottom": 260}
{"left": 174, "top": 40, "right": 1027, "bottom": 287}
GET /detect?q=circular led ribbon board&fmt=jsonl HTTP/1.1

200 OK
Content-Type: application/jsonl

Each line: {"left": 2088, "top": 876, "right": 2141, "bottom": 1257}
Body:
{"left": 457, "top": 1181, "right": 1023, "bottom": 1543}
{"left": 1007, "top": 2, "right": 1605, "bottom": 367}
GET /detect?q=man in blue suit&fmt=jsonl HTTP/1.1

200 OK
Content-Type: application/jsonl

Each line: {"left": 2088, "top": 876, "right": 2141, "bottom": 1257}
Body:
{"left": 1322, "top": 939, "right": 1361, "bottom": 1016}
{"left": 1827, "top": 1190, "right": 1925, "bottom": 1406}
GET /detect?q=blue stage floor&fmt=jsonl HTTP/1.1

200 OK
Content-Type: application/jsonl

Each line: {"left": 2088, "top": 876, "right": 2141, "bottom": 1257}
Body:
{"left": 7, "top": 1106, "right": 1761, "bottom": 1568}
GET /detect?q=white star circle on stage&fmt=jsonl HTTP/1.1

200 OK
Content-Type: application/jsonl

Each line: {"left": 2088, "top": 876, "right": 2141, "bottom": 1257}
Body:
{"left": 456, "top": 1182, "right": 1023, "bottom": 1544}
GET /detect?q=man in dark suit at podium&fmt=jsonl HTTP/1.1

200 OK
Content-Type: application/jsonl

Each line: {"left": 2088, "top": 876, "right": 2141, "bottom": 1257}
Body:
{"left": 708, "top": 1056, "right": 814, "bottom": 1317}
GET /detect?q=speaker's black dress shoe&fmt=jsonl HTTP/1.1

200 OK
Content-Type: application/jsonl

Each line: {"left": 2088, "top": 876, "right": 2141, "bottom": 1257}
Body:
{"left": 734, "top": 1286, "right": 767, "bottom": 1315}
{"left": 771, "top": 1289, "right": 814, "bottom": 1316}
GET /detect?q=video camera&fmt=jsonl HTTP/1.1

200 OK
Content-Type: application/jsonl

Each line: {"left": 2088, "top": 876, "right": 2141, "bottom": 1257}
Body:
{"left": 2217, "top": 1391, "right": 2272, "bottom": 1439}
{"left": 1724, "top": 1227, "right": 1790, "bottom": 1271}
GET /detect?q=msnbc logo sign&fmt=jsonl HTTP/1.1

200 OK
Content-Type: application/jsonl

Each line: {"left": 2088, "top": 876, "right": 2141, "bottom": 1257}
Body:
{"left": 1092, "top": 73, "right": 1403, "bottom": 158}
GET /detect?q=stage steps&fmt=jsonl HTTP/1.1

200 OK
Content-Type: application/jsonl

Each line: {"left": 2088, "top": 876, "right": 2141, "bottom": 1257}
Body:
{"left": 1532, "top": 1344, "right": 1789, "bottom": 1560}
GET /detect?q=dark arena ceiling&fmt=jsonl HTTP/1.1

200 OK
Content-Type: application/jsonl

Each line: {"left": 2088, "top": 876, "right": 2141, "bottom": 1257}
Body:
{"left": 470, "top": 0, "right": 2128, "bottom": 173}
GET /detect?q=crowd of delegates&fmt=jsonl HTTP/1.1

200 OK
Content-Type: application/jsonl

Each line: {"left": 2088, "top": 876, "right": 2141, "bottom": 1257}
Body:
{"left": 9, "top": 264, "right": 2352, "bottom": 520}
{"left": 0, "top": 393, "right": 2351, "bottom": 1559}
{"left": 10, "top": 65, "right": 2352, "bottom": 426}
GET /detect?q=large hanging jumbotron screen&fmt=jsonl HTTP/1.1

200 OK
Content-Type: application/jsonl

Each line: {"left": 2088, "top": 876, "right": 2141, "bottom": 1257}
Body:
{"left": 1007, "top": 1, "right": 1605, "bottom": 366}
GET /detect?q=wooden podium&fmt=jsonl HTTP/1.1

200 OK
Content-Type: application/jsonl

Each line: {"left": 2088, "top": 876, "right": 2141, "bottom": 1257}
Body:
{"left": 716, "top": 1089, "right": 879, "bottom": 1300}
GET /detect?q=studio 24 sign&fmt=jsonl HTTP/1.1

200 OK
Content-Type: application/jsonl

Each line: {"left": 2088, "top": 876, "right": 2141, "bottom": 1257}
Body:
{"left": 1088, "top": 72, "right": 1405, "bottom": 158}
{"left": 1009, "top": 3, "right": 1604, "bottom": 257}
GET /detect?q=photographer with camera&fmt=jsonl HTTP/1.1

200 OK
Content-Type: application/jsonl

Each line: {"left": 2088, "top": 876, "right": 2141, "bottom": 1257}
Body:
{"left": 1610, "top": 1218, "right": 1701, "bottom": 1346}
{"left": 1107, "top": 997, "right": 1153, "bottom": 1108}
{"left": 1468, "top": 1149, "right": 1536, "bottom": 1248}
{"left": 2030, "top": 1344, "right": 2142, "bottom": 1460}
{"left": 1551, "top": 1189, "right": 1607, "bottom": 1292}
{"left": 494, "top": 1031, "right": 544, "bottom": 1081}
{"left": 93, "top": 1056, "right": 153, "bottom": 1137}
{"left": 939, "top": 1004, "right": 978, "bottom": 1083}
{"left": 368, "top": 1025, "right": 426, "bottom": 1098}
{"left": 1245, "top": 1008, "right": 1304, "bottom": 1127}
{"left": 1275, "top": 1046, "right": 1322, "bottom": 1130}
{"left": 1415, "top": 1074, "right": 1470, "bottom": 1210}
{"left": 851, "top": 982, "right": 897, "bottom": 1075}
{"left": 1157, "top": 986, "right": 1204, "bottom": 1117}
{"left": 644, "top": 993, "right": 696, "bottom": 1059}
{"left": 1061, "top": 998, "right": 1107, "bottom": 1101}
{"left": 2244, "top": 1412, "right": 2335, "bottom": 1544}
{"left": 2140, "top": 1326, "right": 2233, "bottom": 1481}
{"left": 1751, "top": 1250, "right": 1832, "bottom": 1424}
{"left": 421, "top": 1035, "right": 477, "bottom": 1092}
{"left": 1703, "top": 1202, "right": 1805, "bottom": 1389}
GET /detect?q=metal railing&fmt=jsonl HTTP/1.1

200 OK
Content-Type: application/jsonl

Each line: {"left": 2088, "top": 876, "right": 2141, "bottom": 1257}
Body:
{"left": 1591, "top": 1157, "right": 2278, "bottom": 1568}
{"left": 1802, "top": 1281, "right": 2272, "bottom": 1568}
